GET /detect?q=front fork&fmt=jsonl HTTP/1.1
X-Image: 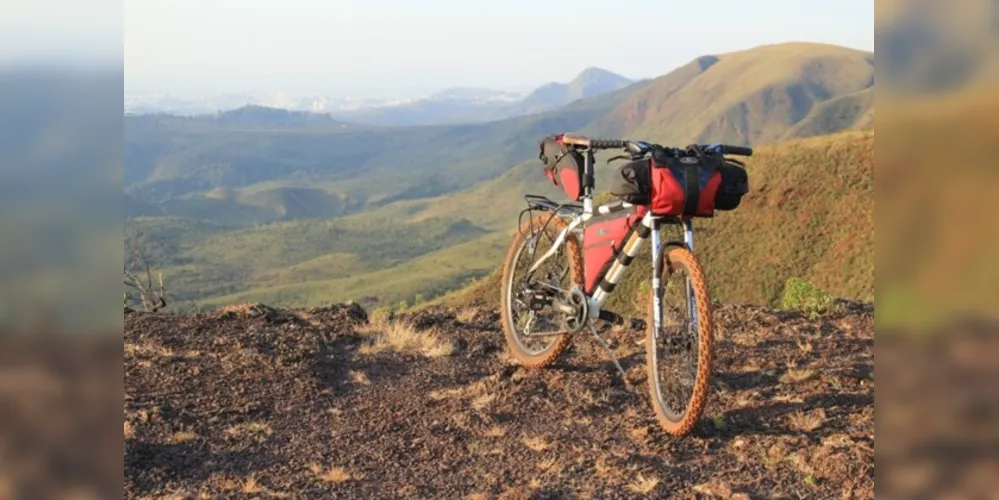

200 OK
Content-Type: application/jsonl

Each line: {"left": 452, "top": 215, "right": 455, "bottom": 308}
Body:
{"left": 651, "top": 219, "right": 697, "bottom": 340}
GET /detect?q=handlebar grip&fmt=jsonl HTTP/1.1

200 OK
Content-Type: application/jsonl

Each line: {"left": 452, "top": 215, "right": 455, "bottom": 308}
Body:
{"left": 589, "top": 138, "right": 627, "bottom": 150}
{"left": 721, "top": 145, "right": 753, "bottom": 156}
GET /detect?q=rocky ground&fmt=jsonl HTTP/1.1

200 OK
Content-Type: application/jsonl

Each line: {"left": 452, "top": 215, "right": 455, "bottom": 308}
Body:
{"left": 124, "top": 300, "right": 874, "bottom": 499}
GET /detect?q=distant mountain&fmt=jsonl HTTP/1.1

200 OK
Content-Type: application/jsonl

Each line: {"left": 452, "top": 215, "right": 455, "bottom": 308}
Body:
{"left": 427, "top": 87, "right": 522, "bottom": 103}
{"left": 213, "top": 105, "right": 351, "bottom": 129}
{"left": 124, "top": 41, "right": 882, "bottom": 311}
{"left": 586, "top": 42, "right": 874, "bottom": 146}
{"left": 505, "top": 67, "right": 635, "bottom": 116}
{"left": 325, "top": 68, "right": 635, "bottom": 126}
{"left": 124, "top": 92, "right": 408, "bottom": 116}
{"left": 123, "top": 81, "right": 646, "bottom": 205}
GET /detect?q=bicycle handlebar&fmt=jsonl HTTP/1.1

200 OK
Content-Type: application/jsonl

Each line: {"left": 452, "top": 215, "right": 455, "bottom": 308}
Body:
{"left": 706, "top": 143, "right": 754, "bottom": 157}
{"left": 590, "top": 138, "right": 627, "bottom": 150}
{"left": 558, "top": 133, "right": 753, "bottom": 157}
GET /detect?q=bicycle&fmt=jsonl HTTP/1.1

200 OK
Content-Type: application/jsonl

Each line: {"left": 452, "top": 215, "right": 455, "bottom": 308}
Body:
{"left": 499, "top": 133, "right": 752, "bottom": 436}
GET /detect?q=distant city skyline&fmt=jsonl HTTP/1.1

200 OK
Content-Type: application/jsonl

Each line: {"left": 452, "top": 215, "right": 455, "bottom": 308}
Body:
{"left": 125, "top": 0, "right": 875, "bottom": 99}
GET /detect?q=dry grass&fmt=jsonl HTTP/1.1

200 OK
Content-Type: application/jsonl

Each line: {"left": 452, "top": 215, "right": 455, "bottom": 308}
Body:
{"left": 350, "top": 370, "right": 371, "bottom": 385}
{"left": 780, "top": 367, "right": 816, "bottom": 384}
{"left": 358, "top": 319, "right": 454, "bottom": 358}
{"left": 628, "top": 474, "right": 661, "bottom": 494}
{"left": 225, "top": 422, "right": 273, "bottom": 439}
{"left": 628, "top": 426, "right": 650, "bottom": 442}
{"left": 521, "top": 436, "right": 551, "bottom": 452}
{"left": 789, "top": 409, "right": 826, "bottom": 432}
{"left": 483, "top": 425, "right": 506, "bottom": 438}
{"left": 692, "top": 480, "right": 734, "bottom": 497}
{"left": 538, "top": 456, "right": 564, "bottom": 477}
{"left": 796, "top": 340, "right": 814, "bottom": 353}
{"left": 429, "top": 376, "right": 495, "bottom": 403}
{"left": 241, "top": 475, "right": 263, "bottom": 494}
{"left": 169, "top": 431, "right": 197, "bottom": 444}
{"left": 214, "top": 475, "right": 240, "bottom": 491}
{"left": 594, "top": 457, "right": 618, "bottom": 479}
{"left": 465, "top": 493, "right": 490, "bottom": 500}
{"left": 124, "top": 341, "right": 174, "bottom": 358}
{"left": 309, "top": 464, "right": 365, "bottom": 483}
{"left": 471, "top": 393, "right": 496, "bottom": 411}
{"left": 124, "top": 420, "right": 134, "bottom": 439}
{"left": 456, "top": 307, "right": 479, "bottom": 323}
{"left": 429, "top": 387, "right": 466, "bottom": 400}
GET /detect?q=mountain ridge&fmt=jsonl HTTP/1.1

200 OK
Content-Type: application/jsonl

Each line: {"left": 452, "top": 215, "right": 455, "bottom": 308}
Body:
{"left": 589, "top": 42, "right": 874, "bottom": 146}
{"left": 124, "top": 41, "right": 877, "bottom": 311}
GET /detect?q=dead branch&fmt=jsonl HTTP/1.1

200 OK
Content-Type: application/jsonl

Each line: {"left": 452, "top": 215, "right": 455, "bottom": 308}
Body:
{"left": 124, "top": 237, "right": 168, "bottom": 313}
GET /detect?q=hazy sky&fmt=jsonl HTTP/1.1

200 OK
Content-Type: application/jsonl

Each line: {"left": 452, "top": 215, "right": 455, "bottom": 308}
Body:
{"left": 1, "top": 0, "right": 121, "bottom": 66}
{"left": 125, "top": 0, "right": 875, "bottom": 98}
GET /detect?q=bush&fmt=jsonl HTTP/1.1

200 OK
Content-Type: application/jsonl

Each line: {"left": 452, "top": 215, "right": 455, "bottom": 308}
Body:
{"left": 780, "top": 277, "right": 834, "bottom": 318}
{"left": 368, "top": 306, "right": 393, "bottom": 325}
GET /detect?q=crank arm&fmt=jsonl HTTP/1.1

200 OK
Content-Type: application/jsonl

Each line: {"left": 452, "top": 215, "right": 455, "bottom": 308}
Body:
{"left": 552, "top": 300, "right": 577, "bottom": 316}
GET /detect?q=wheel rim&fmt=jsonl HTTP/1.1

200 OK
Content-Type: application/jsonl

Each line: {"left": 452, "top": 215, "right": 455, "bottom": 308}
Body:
{"left": 649, "top": 259, "right": 701, "bottom": 421}
{"left": 504, "top": 225, "right": 572, "bottom": 355}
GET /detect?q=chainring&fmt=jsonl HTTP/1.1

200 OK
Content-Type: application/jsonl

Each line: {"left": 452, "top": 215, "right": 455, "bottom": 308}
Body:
{"left": 561, "top": 286, "right": 589, "bottom": 333}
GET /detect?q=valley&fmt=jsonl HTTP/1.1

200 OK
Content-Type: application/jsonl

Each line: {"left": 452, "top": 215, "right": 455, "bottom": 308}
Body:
{"left": 124, "top": 41, "right": 875, "bottom": 312}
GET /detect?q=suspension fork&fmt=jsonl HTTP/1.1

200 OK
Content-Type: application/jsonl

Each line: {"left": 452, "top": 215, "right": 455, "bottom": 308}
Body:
{"left": 651, "top": 219, "right": 663, "bottom": 338}
{"left": 652, "top": 218, "right": 698, "bottom": 338}
{"left": 683, "top": 219, "right": 699, "bottom": 332}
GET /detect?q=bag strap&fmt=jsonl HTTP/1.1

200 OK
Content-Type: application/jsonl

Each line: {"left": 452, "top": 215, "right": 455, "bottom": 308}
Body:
{"left": 683, "top": 163, "right": 700, "bottom": 216}
{"left": 682, "top": 145, "right": 708, "bottom": 216}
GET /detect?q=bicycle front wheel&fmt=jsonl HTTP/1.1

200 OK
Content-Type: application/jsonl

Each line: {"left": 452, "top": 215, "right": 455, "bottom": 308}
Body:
{"left": 646, "top": 246, "right": 713, "bottom": 436}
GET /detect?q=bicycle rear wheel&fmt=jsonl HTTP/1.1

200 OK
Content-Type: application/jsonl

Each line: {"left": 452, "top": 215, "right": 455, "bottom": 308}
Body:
{"left": 500, "top": 215, "right": 583, "bottom": 368}
{"left": 646, "top": 246, "right": 713, "bottom": 436}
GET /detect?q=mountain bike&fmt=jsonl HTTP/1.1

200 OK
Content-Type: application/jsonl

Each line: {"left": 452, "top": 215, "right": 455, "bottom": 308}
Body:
{"left": 499, "top": 133, "right": 752, "bottom": 436}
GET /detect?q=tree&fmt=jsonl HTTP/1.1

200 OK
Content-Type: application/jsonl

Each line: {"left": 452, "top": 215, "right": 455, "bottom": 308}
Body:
{"left": 124, "top": 237, "right": 168, "bottom": 313}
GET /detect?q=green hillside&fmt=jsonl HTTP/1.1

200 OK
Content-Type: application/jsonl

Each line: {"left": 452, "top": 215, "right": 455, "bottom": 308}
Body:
{"left": 435, "top": 131, "right": 874, "bottom": 316}
{"left": 198, "top": 231, "right": 510, "bottom": 310}
{"left": 587, "top": 42, "right": 874, "bottom": 146}
{"left": 599, "top": 131, "right": 873, "bottom": 314}
{"left": 125, "top": 215, "right": 493, "bottom": 309}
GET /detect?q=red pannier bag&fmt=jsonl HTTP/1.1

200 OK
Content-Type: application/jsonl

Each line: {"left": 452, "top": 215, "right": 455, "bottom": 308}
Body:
{"left": 582, "top": 206, "right": 647, "bottom": 293}
{"left": 537, "top": 134, "right": 587, "bottom": 201}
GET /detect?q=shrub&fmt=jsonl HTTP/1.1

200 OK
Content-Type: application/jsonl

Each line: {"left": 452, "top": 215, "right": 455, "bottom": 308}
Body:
{"left": 779, "top": 277, "right": 834, "bottom": 318}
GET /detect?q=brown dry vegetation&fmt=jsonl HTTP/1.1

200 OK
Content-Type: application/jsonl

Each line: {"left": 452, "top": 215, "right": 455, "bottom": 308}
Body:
{"left": 125, "top": 300, "right": 873, "bottom": 498}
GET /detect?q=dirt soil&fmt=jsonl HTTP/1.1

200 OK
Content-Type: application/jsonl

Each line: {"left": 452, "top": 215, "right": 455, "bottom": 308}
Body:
{"left": 124, "top": 300, "right": 874, "bottom": 499}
